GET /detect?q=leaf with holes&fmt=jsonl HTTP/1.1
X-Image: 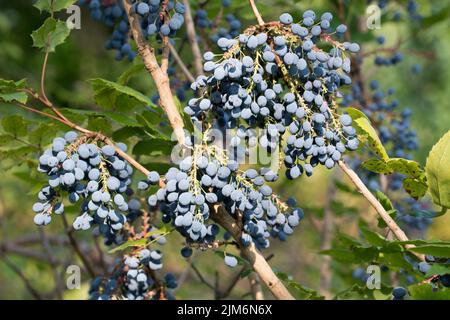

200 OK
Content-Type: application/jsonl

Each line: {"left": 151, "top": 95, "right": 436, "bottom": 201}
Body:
{"left": 403, "top": 177, "right": 428, "bottom": 200}
{"left": 387, "top": 158, "right": 423, "bottom": 178}
{"left": 362, "top": 159, "right": 392, "bottom": 174}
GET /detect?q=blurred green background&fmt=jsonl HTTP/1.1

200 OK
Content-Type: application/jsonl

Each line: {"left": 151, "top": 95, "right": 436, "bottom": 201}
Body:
{"left": 0, "top": 0, "right": 449, "bottom": 299}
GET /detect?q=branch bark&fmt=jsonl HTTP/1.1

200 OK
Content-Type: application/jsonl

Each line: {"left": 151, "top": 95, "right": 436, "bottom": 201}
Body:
{"left": 211, "top": 205, "right": 294, "bottom": 300}
{"left": 338, "top": 161, "right": 423, "bottom": 261}
{"left": 123, "top": 0, "right": 186, "bottom": 145}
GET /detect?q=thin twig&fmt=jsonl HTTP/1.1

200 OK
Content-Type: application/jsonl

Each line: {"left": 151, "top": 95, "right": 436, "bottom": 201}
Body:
{"left": 168, "top": 43, "right": 196, "bottom": 83}
{"left": 2, "top": 256, "right": 43, "bottom": 300}
{"left": 182, "top": 0, "right": 204, "bottom": 77}
{"left": 191, "top": 263, "right": 215, "bottom": 290}
{"left": 61, "top": 213, "right": 96, "bottom": 277}
{"left": 160, "top": 36, "right": 170, "bottom": 74}
{"left": 338, "top": 160, "right": 424, "bottom": 260}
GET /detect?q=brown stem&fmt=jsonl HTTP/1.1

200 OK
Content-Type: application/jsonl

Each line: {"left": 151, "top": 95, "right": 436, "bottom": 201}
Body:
{"left": 160, "top": 36, "right": 170, "bottom": 74}
{"left": 168, "top": 42, "right": 196, "bottom": 83}
{"left": 61, "top": 213, "right": 96, "bottom": 277}
{"left": 211, "top": 205, "right": 294, "bottom": 300}
{"left": 319, "top": 171, "right": 338, "bottom": 299}
{"left": 123, "top": 0, "right": 186, "bottom": 145}
{"left": 248, "top": 0, "right": 265, "bottom": 26}
{"left": 182, "top": 0, "right": 204, "bottom": 77}
{"left": 248, "top": 273, "right": 264, "bottom": 300}
{"left": 338, "top": 161, "right": 424, "bottom": 260}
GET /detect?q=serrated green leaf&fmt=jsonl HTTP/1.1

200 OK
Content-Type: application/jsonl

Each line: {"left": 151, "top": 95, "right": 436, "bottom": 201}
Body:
{"left": 0, "top": 145, "right": 39, "bottom": 160}
{"left": 425, "top": 130, "right": 450, "bottom": 209}
{"left": 34, "top": 0, "right": 78, "bottom": 12}
{"left": 0, "top": 78, "right": 28, "bottom": 104}
{"left": 117, "top": 63, "right": 145, "bottom": 85}
{"left": 31, "top": 17, "right": 71, "bottom": 52}
{"left": 89, "top": 78, "right": 155, "bottom": 111}
{"left": 28, "top": 123, "right": 55, "bottom": 145}
{"left": 60, "top": 108, "right": 141, "bottom": 127}
{"left": 360, "top": 226, "right": 388, "bottom": 247}
{"left": 0, "top": 78, "right": 28, "bottom": 90}
{"left": 1, "top": 115, "right": 27, "bottom": 137}
{"left": 0, "top": 91, "right": 28, "bottom": 104}
{"left": 347, "top": 107, "right": 389, "bottom": 160}
{"left": 87, "top": 116, "right": 112, "bottom": 135}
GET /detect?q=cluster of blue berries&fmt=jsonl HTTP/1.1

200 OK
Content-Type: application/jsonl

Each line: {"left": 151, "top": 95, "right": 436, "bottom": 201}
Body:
{"left": 79, "top": 0, "right": 185, "bottom": 61}
{"left": 33, "top": 131, "right": 134, "bottom": 244}
{"left": 185, "top": 11, "right": 360, "bottom": 178}
{"left": 145, "top": 143, "right": 304, "bottom": 265}
{"left": 89, "top": 249, "right": 177, "bottom": 300}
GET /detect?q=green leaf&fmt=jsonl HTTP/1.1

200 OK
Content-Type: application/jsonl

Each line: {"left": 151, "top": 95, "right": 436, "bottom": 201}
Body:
{"left": 362, "top": 159, "right": 392, "bottom": 174}
{"left": 60, "top": 108, "right": 141, "bottom": 127}
{"left": 320, "top": 249, "right": 356, "bottom": 263}
{"left": 108, "top": 229, "right": 166, "bottom": 254}
{"left": 31, "top": 17, "right": 71, "bottom": 52}
{"left": 28, "top": 123, "right": 56, "bottom": 145}
{"left": 360, "top": 226, "right": 388, "bottom": 247}
{"left": 408, "top": 283, "right": 450, "bottom": 300}
{"left": 403, "top": 177, "right": 428, "bottom": 200}
{"left": 0, "top": 146, "right": 39, "bottom": 160}
{"left": 274, "top": 271, "right": 324, "bottom": 300}
{"left": 408, "top": 244, "right": 450, "bottom": 258}
{"left": 141, "top": 162, "right": 172, "bottom": 174}
{"left": 89, "top": 78, "right": 155, "bottom": 111}
{"left": 132, "top": 139, "right": 176, "bottom": 157}
{"left": 374, "top": 191, "right": 396, "bottom": 212}
{"left": 34, "top": 0, "right": 78, "bottom": 12}
{"left": 347, "top": 107, "right": 389, "bottom": 160}
{"left": 118, "top": 63, "right": 145, "bottom": 85}
{"left": 1, "top": 115, "right": 27, "bottom": 137}
{"left": 387, "top": 158, "right": 423, "bottom": 178}
{"left": 0, "top": 78, "right": 28, "bottom": 104}
{"left": 425, "top": 264, "right": 450, "bottom": 278}
{"left": 87, "top": 116, "right": 112, "bottom": 135}
{"left": 425, "top": 130, "right": 450, "bottom": 209}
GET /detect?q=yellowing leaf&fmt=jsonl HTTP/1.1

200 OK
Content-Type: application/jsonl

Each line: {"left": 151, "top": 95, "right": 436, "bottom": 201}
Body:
{"left": 425, "top": 130, "right": 450, "bottom": 209}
